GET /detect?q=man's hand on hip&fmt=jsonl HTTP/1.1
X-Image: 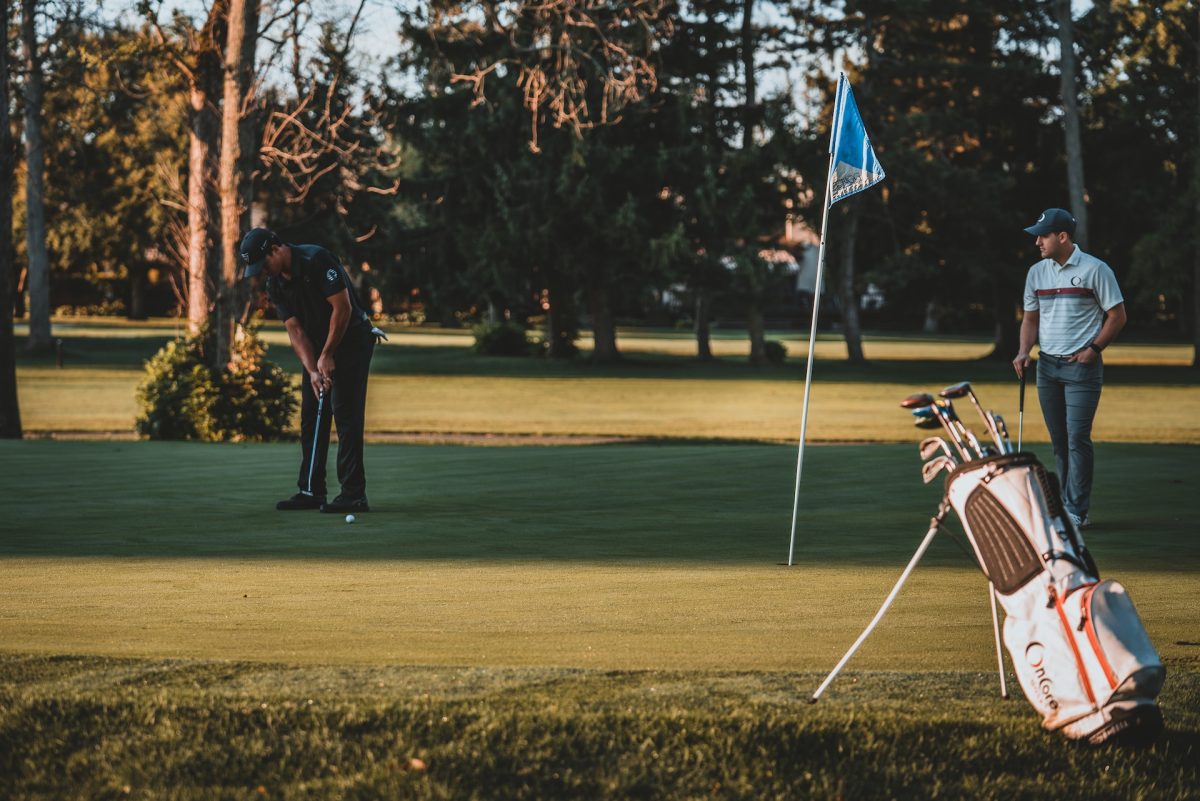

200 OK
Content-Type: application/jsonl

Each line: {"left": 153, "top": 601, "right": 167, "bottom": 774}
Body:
{"left": 1072, "top": 347, "right": 1098, "bottom": 365}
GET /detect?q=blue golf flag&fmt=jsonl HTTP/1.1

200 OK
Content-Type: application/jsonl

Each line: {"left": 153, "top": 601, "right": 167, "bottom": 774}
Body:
{"left": 828, "top": 73, "right": 885, "bottom": 204}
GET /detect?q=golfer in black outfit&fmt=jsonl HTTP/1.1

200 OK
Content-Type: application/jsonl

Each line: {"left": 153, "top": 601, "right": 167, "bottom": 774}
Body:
{"left": 240, "top": 227, "right": 376, "bottom": 513}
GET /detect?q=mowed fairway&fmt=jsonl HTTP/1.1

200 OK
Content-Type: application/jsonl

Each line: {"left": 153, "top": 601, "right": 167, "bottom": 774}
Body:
{"left": 1, "top": 440, "right": 1199, "bottom": 673}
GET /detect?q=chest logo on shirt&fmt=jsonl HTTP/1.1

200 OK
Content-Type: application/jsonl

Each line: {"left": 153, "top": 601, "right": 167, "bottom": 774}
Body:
{"left": 1070, "top": 276, "right": 1083, "bottom": 287}
{"left": 326, "top": 268, "right": 338, "bottom": 283}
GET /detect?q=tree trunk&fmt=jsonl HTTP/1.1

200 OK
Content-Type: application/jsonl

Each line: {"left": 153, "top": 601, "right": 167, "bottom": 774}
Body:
{"left": 0, "top": 0, "right": 24, "bottom": 438}
{"left": 747, "top": 303, "right": 765, "bottom": 365}
{"left": 694, "top": 291, "right": 713, "bottom": 361}
{"left": 186, "top": 80, "right": 219, "bottom": 330}
{"left": 186, "top": 73, "right": 220, "bottom": 334}
{"left": 740, "top": 0, "right": 756, "bottom": 150}
{"left": 588, "top": 282, "right": 620, "bottom": 363}
{"left": 128, "top": 265, "right": 148, "bottom": 321}
{"left": 1194, "top": 4, "right": 1199, "bottom": 369}
{"left": 20, "top": 0, "right": 52, "bottom": 352}
{"left": 1055, "top": 0, "right": 1088, "bottom": 249}
{"left": 838, "top": 203, "right": 865, "bottom": 362}
{"left": 215, "top": 0, "right": 255, "bottom": 368}
{"left": 544, "top": 273, "right": 577, "bottom": 359}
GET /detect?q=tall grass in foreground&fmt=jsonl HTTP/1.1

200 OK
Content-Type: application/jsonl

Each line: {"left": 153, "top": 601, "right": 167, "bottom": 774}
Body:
{"left": 1, "top": 656, "right": 1196, "bottom": 800}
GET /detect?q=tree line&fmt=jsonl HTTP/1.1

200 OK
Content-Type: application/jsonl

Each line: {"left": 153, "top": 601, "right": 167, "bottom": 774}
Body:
{"left": 1, "top": 0, "right": 1197, "bottom": 438}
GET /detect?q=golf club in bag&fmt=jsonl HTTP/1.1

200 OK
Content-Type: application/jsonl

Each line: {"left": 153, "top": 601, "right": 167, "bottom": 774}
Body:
{"left": 812, "top": 382, "right": 1166, "bottom": 747}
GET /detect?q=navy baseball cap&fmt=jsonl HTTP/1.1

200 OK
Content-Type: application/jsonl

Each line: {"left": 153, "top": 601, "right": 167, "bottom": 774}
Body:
{"left": 239, "top": 228, "right": 279, "bottom": 279}
{"left": 1024, "top": 208, "right": 1076, "bottom": 237}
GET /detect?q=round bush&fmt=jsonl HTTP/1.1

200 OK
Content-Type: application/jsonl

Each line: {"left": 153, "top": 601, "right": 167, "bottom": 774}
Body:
{"left": 136, "top": 319, "right": 297, "bottom": 442}
{"left": 472, "top": 321, "right": 531, "bottom": 356}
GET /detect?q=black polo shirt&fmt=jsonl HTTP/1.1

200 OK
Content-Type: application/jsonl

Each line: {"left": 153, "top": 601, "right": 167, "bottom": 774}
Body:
{"left": 266, "top": 244, "right": 372, "bottom": 357}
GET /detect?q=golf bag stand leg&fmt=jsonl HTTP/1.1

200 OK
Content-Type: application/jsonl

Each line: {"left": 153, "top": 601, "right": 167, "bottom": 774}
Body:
{"left": 810, "top": 501, "right": 951, "bottom": 703}
{"left": 988, "top": 582, "right": 1008, "bottom": 698}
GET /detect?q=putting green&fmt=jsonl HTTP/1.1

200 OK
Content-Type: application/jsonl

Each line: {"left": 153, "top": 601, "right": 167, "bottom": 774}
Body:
{"left": 1, "top": 441, "right": 1196, "bottom": 672}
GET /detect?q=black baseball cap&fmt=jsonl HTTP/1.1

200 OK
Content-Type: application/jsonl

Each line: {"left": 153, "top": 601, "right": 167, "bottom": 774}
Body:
{"left": 239, "top": 228, "right": 280, "bottom": 279}
{"left": 1024, "top": 208, "right": 1076, "bottom": 237}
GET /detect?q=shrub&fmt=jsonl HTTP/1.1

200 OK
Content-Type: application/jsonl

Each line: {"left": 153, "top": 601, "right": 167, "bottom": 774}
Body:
{"left": 764, "top": 339, "right": 787, "bottom": 364}
{"left": 136, "top": 318, "right": 297, "bottom": 442}
{"left": 472, "top": 321, "right": 531, "bottom": 356}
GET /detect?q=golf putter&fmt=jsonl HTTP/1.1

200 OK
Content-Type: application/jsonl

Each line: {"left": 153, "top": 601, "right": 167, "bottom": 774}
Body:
{"left": 1017, "top": 370, "right": 1026, "bottom": 452}
{"left": 304, "top": 388, "right": 325, "bottom": 496}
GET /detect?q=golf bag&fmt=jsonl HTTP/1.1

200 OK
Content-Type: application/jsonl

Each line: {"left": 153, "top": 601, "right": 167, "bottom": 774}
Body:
{"left": 945, "top": 453, "right": 1165, "bottom": 745}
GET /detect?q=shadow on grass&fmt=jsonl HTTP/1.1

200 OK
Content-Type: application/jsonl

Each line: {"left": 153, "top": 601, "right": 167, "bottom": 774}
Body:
{"left": 0, "top": 440, "right": 1196, "bottom": 567}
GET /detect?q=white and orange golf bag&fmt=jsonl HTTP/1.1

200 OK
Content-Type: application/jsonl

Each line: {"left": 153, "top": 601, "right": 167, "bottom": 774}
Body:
{"left": 946, "top": 453, "right": 1165, "bottom": 745}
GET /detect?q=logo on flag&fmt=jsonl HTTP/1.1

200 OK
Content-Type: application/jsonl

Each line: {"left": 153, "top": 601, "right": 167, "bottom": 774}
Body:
{"left": 828, "top": 74, "right": 885, "bottom": 205}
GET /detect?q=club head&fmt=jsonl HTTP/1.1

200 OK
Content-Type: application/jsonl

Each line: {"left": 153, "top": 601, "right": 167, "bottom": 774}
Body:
{"left": 993, "top": 414, "right": 1013, "bottom": 452}
{"left": 900, "top": 392, "right": 935, "bottom": 409}
{"left": 939, "top": 381, "right": 972, "bottom": 399}
{"left": 911, "top": 406, "right": 937, "bottom": 419}
{"left": 919, "top": 436, "right": 952, "bottom": 461}
{"left": 914, "top": 417, "right": 942, "bottom": 430}
{"left": 921, "top": 455, "right": 955, "bottom": 484}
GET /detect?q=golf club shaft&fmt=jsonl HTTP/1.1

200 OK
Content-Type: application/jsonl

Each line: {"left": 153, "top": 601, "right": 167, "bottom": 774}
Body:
{"left": 1018, "top": 370, "right": 1026, "bottom": 452}
{"left": 305, "top": 389, "right": 325, "bottom": 496}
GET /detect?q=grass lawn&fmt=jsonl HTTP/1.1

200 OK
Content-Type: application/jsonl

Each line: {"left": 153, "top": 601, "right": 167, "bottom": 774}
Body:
{"left": 4, "top": 320, "right": 1199, "bottom": 798}
{"left": 0, "top": 441, "right": 1198, "bottom": 798}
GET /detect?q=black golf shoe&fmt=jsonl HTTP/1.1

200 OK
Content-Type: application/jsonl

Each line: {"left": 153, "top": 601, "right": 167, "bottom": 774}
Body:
{"left": 276, "top": 492, "right": 325, "bottom": 511}
{"left": 321, "top": 494, "right": 370, "bottom": 514}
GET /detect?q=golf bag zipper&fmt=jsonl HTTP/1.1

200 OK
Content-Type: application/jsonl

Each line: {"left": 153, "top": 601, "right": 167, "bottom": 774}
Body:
{"left": 1050, "top": 585, "right": 1097, "bottom": 707}
{"left": 1077, "top": 583, "right": 1120, "bottom": 691}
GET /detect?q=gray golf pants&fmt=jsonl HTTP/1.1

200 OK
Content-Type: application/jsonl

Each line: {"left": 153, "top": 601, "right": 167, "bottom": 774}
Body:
{"left": 1036, "top": 354, "right": 1103, "bottom": 518}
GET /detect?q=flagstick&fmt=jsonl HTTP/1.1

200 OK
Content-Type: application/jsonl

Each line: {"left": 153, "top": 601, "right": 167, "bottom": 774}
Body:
{"left": 786, "top": 156, "right": 835, "bottom": 567}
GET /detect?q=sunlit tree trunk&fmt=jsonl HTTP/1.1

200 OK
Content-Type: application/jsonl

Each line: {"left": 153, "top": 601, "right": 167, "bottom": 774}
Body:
{"left": 1055, "top": 0, "right": 1088, "bottom": 249}
{"left": 187, "top": 76, "right": 220, "bottom": 334}
{"left": 20, "top": 0, "right": 52, "bottom": 352}
{"left": 215, "top": 0, "right": 257, "bottom": 367}
{"left": 1, "top": 0, "right": 24, "bottom": 438}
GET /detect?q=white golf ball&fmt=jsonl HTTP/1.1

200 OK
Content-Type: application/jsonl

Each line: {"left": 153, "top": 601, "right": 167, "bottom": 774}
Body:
{"left": 345, "top": 514, "right": 356, "bottom": 524}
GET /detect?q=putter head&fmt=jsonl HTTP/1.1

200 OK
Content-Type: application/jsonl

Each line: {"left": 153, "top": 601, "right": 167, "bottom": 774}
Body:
{"left": 900, "top": 392, "right": 935, "bottom": 409}
{"left": 939, "top": 381, "right": 972, "bottom": 399}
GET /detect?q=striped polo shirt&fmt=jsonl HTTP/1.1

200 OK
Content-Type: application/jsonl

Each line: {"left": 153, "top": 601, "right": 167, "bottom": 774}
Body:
{"left": 1023, "top": 245, "right": 1123, "bottom": 357}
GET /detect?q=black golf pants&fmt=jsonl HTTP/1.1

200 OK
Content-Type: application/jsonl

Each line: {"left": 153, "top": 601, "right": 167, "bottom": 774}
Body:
{"left": 296, "top": 340, "right": 374, "bottom": 500}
